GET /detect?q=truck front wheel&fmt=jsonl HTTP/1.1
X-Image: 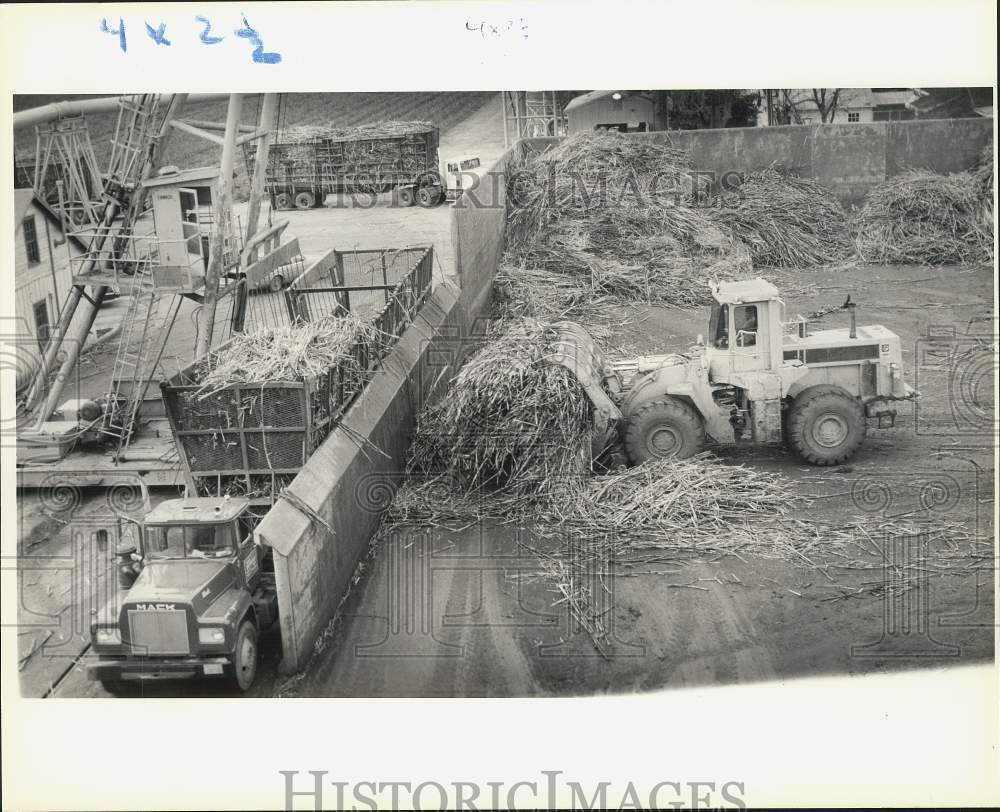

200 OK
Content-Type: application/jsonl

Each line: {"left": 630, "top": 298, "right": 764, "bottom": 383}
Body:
{"left": 231, "top": 620, "right": 258, "bottom": 692}
{"left": 787, "top": 386, "right": 866, "bottom": 465}
{"left": 623, "top": 398, "right": 705, "bottom": 464}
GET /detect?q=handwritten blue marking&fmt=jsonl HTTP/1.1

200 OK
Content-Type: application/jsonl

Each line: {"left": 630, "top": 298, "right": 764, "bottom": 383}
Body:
{"left": 145, "top": 22, "right": 172, "bottom": 46}
{"left": 465, "top": 18, "right": 528, "bottom": 39}
{"left": 100, "top": 17, "right": 127, "bottom": 53}
{"left": 234, "top": 14, "right": 281, "bottom": 64}
{"left": 195, "top": 16, "right": 224, "bottom": 44}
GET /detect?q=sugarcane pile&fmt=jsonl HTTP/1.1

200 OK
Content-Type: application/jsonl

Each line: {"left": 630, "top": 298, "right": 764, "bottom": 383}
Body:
{"left": 973, "top": 142, "right": 994, "bottom": 247}
{"left": 708, "top": 168, "right": 855, "bottom": 268}
{"left": 853, "top": 168, "right": 994, "bottom": 265}
{"left": 500, "top": 132, "right": 752, "bottom": 316}
{"left": 408, "top": 319, "right": 594, "bottom": 495}
{"left": 281, "top": 120, "right": 434, "bottom": 144}
{"left": 193, "top": 312, "right": 381, "bottom": 398}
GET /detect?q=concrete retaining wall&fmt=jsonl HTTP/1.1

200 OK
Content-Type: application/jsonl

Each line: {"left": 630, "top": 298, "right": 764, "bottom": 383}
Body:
{"left": 256, "top": 149, "right": 513, "bottom": 673}
{"left": 525, "top": 117, "right": 993, "bottom": 206}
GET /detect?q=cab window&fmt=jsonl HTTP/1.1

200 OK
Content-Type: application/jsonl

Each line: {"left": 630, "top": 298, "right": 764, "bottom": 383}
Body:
{"left": 144, "top": 524, "right": 235, "bottom": 559}
{"left": 711, "top": 304, "right": 729, "bottom": 348}
{"left": 187, "top": 525, "right": 235, "bottom": 558}
{"left": 145, "top": 526, "right": 187, "bottom": 559}
{"left": 733, "top": 305, "right": 758, "bottom": 347}
{"left": 237, "top": 517, "right": 255, "bottom": 546}
{"left": 446, "top": 163, "right": 459, "bottom": 173}
{"left": 460, "top": 158, "right": 480, "bottom": 170}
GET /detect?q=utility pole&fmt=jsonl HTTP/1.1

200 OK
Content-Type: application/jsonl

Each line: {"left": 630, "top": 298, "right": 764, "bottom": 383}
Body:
{"left": 196, "top": 93, "right": 243, "bottom": 358}
{"left": 245, "top": 93, "right": 278, "bottom": 244}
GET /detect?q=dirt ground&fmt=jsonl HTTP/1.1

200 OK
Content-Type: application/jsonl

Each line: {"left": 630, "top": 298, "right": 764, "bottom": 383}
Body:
{"left": 279, "top": 261, "right": 995, "bottom": 697}
{"left": 27, "top": 261, "right": 993, "bottom": 698}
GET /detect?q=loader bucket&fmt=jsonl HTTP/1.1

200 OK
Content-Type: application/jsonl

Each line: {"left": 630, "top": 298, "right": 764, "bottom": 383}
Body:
{"left": 546, "top": 322, "right": 623, "bottom": 458}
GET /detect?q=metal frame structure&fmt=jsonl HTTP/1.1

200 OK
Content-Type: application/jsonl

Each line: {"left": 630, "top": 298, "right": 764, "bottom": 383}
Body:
{"left": 501, "top": 91, "right": 567, "bottom": 148}
{"left": 32, "top": 114, "right": 105, "bottom": 230}
{"left": 20, "top": 93, "right": 285, "bottom": 464}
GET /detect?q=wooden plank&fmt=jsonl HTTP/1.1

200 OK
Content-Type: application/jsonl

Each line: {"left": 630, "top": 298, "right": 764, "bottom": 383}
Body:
{"left": 243, "top": 238, "right": 301, "bottom": 286}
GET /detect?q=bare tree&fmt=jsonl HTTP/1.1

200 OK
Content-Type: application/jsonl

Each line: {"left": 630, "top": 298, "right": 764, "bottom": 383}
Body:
{"left": 810, "top": 88, "right": 842, "bottom": 123}
{"left": 767, "top": 89, "right": 843, "bottom": 124}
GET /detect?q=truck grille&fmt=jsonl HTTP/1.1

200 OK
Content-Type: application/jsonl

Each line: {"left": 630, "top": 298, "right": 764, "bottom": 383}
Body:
{"left": 127, "top": 610, "right": 190, "bottom": 656}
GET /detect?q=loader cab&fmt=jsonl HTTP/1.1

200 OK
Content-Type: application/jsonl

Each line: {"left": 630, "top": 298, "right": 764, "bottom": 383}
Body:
{"left": 707, "top": 279, "right": 784, "bottom": 377}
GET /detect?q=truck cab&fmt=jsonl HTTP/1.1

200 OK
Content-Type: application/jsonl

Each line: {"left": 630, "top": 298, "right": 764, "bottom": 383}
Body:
{"left": 87, "top": 496, "right": 277, "bottom": 694}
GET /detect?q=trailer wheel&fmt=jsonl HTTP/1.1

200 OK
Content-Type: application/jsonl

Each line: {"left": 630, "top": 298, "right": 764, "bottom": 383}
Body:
{"left": 397, "top": 186, "right": 415, "bottom": 207}
{"left": 231, "top": 620, "right": 258, "bottom": 692}
{"left": 273, "top": 192, "right": 291, "bottom": 210}
{"left": 623, "top": 397, "right": 705, "bottom": 464}
{"left": 787, "top": 385, "right": 866, "bottom": 466}
{"left": 294, "top": 191, "right": 315, "bottom": 210}
{"left": 417, "top": 185, "right": 441, "bottom": 207}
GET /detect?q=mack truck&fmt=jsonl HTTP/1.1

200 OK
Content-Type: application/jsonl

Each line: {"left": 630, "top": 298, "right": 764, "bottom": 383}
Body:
{"left": 87, "top": 495, "right": 277, "bottom": 694}
{"left": 556, "top": 278, "right": 917, "bottom": 465}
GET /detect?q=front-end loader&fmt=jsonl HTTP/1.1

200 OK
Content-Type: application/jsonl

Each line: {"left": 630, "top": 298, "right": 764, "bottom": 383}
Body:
{"left": 551, "top": 278, "right": 917, "bottom": 466}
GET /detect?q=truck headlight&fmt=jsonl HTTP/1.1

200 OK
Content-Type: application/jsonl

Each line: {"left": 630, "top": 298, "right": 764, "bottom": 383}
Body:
{"left": 198, "top": 627, "right": 226, "bottom": 644}
{"left": 95, "top": 627, "right": 121, "bottom": 645}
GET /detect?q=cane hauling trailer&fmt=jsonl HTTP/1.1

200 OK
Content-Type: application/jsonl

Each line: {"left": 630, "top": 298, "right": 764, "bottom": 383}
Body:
{"left": 250, "top": 124, "right": 479, "bottom": 210}
{"left": 86, "top": 246, "right": 436, "bottom": 693}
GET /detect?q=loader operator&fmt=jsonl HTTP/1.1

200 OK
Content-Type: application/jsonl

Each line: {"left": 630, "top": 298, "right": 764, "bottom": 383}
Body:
{"left": 734, "top": 305, "right": 758, "bottom": 347}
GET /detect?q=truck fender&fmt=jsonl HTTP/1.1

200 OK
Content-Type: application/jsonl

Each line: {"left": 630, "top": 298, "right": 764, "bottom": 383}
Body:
{"left": 218, "top": 589, "right": 258, "bottom": 633}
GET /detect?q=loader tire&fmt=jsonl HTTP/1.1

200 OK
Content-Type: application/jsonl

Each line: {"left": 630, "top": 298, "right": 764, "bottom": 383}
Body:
{"left": 624, "top": 398, "right": 704, "bottom": 464}
{"left": 787, "top": 386, "right": 866, "bottom": 466}
{"left": 294, "top": 191, "right": 315, "bottom": 210}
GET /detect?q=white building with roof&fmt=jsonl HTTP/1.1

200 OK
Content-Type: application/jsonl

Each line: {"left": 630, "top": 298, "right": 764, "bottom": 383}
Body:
{"left": 565, "top": 91, "right": 656, "bottom": 134}
{"left": 758, "top": 89, "right": 920, "bottom": 126}
{"left": 13, "top": 188, "right": 86, "bottom": 389}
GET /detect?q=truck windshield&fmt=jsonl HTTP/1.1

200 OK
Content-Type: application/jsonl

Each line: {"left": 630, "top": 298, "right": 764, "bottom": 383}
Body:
{"left": 145, "top": 524, "right": 235, "bottom": 559}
